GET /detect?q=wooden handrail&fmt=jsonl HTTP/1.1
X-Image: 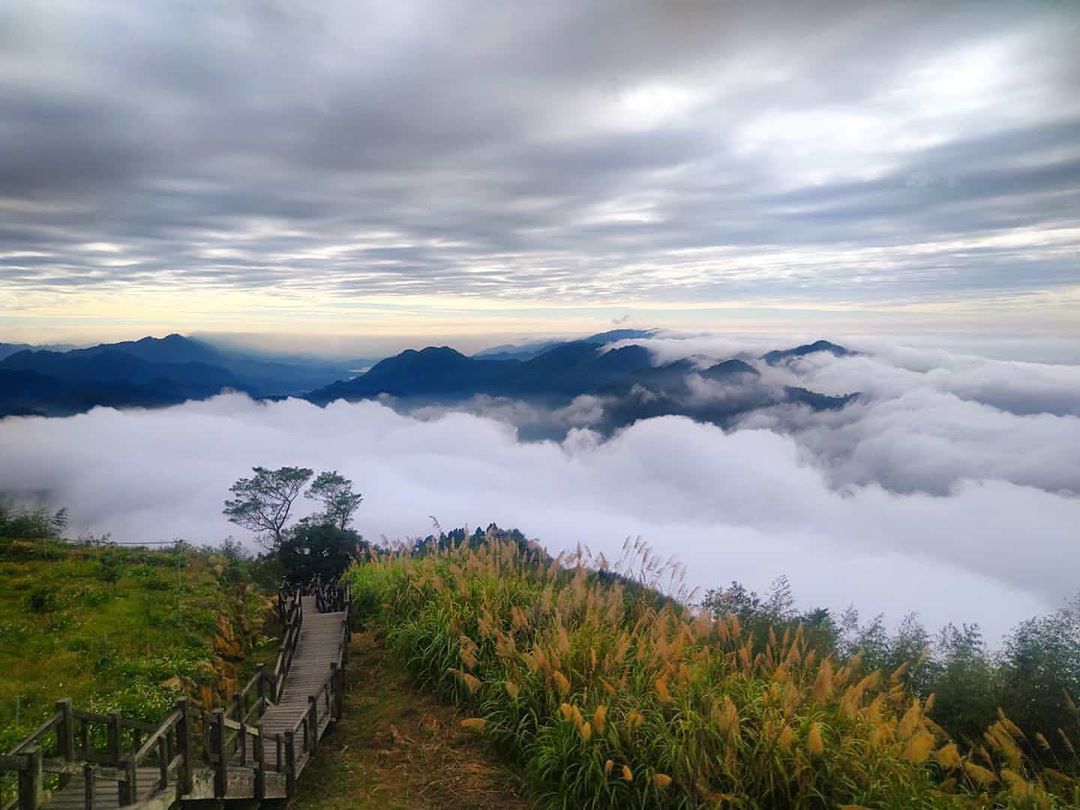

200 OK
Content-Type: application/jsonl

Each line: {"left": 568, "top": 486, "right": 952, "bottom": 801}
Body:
{"left": 130, "top": 709, "right": 181, "bottom": 765}
{"left": 269, "top": 590, "right": 304, "bottom": 703}
{"left": 70, "top": 707, "right": 158, "bottom": 733}
{"left": 7, "top": 714, "right": 61, "bottom": 755}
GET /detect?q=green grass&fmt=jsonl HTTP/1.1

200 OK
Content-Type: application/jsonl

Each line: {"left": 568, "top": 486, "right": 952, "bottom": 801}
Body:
{"left": 0, "top": 537, "right": 276, "bottom": 754}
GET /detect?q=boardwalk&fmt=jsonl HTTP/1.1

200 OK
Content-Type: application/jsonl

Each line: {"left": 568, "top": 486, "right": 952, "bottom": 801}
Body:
{"left": 262, "top": 597, "right": 343, "bottom": 739}
{"left": 2, "top": 581, "right": 350, "bottom": 810}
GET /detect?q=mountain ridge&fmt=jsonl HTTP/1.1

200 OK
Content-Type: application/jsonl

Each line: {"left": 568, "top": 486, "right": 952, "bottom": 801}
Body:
{"left": 0, "top": 334, "right": 352, "bottom": 417}
{"left": 0, "top": 333, "right": 860, "bottom": 429}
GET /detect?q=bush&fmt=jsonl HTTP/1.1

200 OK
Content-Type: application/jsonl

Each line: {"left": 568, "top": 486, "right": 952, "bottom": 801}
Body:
{"left": 26, "top": 587, "right": 58, "bottom": 614}
{"left": 96, "top": 553, "right": 123, "bottom": 590}
{"left": 278, "top": 520, "right": 366, "bottom": 582}
{"left": 0, "top": 504, "right": 67, "bottom": 540}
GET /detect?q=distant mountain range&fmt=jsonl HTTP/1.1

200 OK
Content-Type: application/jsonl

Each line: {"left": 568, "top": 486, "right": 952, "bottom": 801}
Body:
{"left": 0, "top": 341, "right": 76, "bottom": 361}
{"left": 0, "top": 331, "right": 859, "bottom": 432}
{"left": 308, "top": 334, "right": 858, "bottom": 437}
{"left": 0, "top": 334, "right": 353, "bottom": 417}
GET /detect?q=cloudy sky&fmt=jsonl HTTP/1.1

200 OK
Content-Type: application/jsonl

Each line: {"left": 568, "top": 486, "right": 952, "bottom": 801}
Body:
{"left": 2, "top": 0, "right": 1078, "bottom": 345}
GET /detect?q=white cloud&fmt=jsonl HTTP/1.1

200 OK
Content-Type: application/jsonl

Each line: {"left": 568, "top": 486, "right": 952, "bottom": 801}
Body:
{"left": 2, "top": 337, "right": 1077, "bottom": 644}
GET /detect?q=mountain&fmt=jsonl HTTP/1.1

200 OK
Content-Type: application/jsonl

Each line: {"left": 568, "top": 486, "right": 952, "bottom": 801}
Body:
{"left": 761, "top": 339, "right": 856, "bottom": 365}
{"left": 75, "top": 333, "right": 222, "bottom": 365}
{"left": 0, "top": 332, "right": 860, "bottom": 428}
{"left": 472, "top": 340, "right": 565, "bottom": 362}
{"left": 313, "top": 347, "right": 515, "bottom": 400}
{"left": 700, "top": 358, "right": 760, "bottom": 379}
{"left": 73, "top": 334, "right": 354, "bottom": 394}
{"left": 473, "top": 328, "right": 657, "bottom": 361}
{"left": 0, "top": 334, "right": 354, "bottom": 417}
{"left": 0, "top": 342, "right": 35, "bottom": 362}
{"left": 310, "top": 338, "right": 856, "bottom": 406}
{"left": 0, "top": 341, "right": 77, "bottom": 361}
{"left": 1, "top": 347, "right": 239, "bottom": 387}
{"left": 309, "top": 340, "right": 657, "bottom": 404}
{"left": 509, "top": 342, "right": 654, "bottom": 396}
{"left": 308, "top": 336, "right": 858, "bottom": 436}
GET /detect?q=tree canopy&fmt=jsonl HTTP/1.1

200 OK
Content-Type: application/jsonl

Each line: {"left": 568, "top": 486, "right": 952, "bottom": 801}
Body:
{"left": 305, "top": 471, "right": 363, "bottom": 530}
{"left": 223, "top": 466, "right": 313, "bottom": 548}
{"left": 223, "top": 465, "right": 364, "bottom": 581}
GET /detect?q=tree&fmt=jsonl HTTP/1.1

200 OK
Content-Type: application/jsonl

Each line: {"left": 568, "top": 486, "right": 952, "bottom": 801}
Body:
{"left": 278, "top": 520, "right": 366, "bottom": 582}
{"left": 702, "top": 581, "right": 763, "bottom": 623}
{"left": 925, "top": 623, "right": 998, "bottom": 746}
{"left": 997, "top": 598, "right": 1080, "bottom": 761}
{"left": 223, "top": 466, "right": 313, "bottom": 549}
{"left": 97, "top": 551, "right": 123, "bottom": 593}
{"left": 305, "top": 471, "right": 363, "bottom": 530}
{"left": 701, "top": 578, "right": 838, "bottom": 655}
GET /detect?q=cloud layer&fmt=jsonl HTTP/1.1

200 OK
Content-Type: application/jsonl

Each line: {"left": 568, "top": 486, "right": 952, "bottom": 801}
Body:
{"left": 1, "top": 338, "right": 1076, "bottom": 640}
{"left": 2, "top": 1, "right": 1080, "bottom": 334}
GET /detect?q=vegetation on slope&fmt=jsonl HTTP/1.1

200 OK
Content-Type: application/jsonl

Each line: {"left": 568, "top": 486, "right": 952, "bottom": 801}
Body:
{"left": 0, "top": 534, "right": 276, "bottom": 755}
{"left": 701, "top": 579, "right": 1080, "bottom": 768}
{"left": 349, "top": 536, "right": 1080, "bottom": 809}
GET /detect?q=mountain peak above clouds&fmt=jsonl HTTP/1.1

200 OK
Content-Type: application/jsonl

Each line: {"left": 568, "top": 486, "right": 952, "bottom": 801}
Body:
{"left": 761, "top": 340, "right": 855, "bottom": 365}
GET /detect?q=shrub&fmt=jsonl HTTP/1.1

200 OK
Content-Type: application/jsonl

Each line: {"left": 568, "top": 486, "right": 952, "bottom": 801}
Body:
{"left": 26, "top": 587, "right": 58, "bottom": 614}
{"left": 278, "top": 520, "right": 366, "bottom": 582}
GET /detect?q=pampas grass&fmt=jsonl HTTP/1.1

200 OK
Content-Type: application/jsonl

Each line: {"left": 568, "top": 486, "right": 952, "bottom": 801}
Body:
{"left": 350, "top": 535, "right": 1078, "bottom": 808}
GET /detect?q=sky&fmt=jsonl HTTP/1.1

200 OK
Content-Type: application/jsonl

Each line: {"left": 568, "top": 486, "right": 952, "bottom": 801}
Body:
{"left": 1, "top": 336, "right": 1076, "bottom": 641}
{"left": 2, "top": 0, "right": 1079, "bottom": 346}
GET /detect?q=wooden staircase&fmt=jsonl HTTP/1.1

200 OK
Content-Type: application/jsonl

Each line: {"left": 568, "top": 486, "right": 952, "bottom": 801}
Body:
{"left": 1, "top": 579, "right": 351, "bottom": 809}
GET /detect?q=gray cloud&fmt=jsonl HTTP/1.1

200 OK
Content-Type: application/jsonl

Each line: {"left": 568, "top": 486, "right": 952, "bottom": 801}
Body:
{"left": 0, "top": 339, "right": 1077, "bottom": 641}
{"left": 1, "top": 1, "right": 1079, "bottom": 311}
{"left": 617, "top": 333, "right": 1080, "bottom": 494}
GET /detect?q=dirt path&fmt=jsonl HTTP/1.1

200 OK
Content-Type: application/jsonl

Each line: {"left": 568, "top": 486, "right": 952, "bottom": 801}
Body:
{"left": 290, "top": 630, "right": 534, "bottom": 810}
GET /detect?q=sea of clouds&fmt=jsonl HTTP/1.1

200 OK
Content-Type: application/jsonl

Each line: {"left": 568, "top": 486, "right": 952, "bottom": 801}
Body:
{"left": 1, "top": 335, "right": 1077, "bottom": 641}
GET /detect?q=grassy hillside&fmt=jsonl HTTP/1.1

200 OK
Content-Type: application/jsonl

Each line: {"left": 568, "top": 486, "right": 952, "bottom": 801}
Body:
{"left": 349, "top": 539, "right": 1080, "bottom": 809}
{"left": 0, "top": 537, "right": 276, "bottom": 754}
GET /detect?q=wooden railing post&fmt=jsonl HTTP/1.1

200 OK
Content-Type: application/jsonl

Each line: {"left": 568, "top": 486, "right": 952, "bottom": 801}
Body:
{"left": 175, "top": 698, "right": 192, "bottom": 795}
{"left": 330, "top": 663, "right": 343, "bottom": 719}
{"left": 157, "top": 736, "right": 168, "bottom": 790}
{"left": 284, "top": 731, "right": 296, "bottom": 797}
{"left": 118, "top": 757, "right": 136, "bottom": 806}
{"left": 107, "top": 712, "right": 122, "bottom": 765}
{"left": 275, "top": 734, "right": 283, "bottom": 774}
{"left": 55, "top": 699, "right": 75, "bottom": 788}
{"left": 18, "top": 746, "right": 42, "bottom": 810}
{"left": 253, "top": 729, "right": 266, "bottom": 800}
{"left": 307, "top": 696, "right": 318, "bottom": 754}
{"left": 212, "top": 709, "right": 227, "bottom": 798}
{"left": 238, "top": 720, "right": 247, "bottom": 766}
{"left": 83, "top": 762, "right": 95, "bottom": 810}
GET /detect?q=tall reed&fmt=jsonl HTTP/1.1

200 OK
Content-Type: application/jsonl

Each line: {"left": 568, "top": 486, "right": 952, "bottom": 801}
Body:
{"left": 349, "top": 537, "right": 1078, "bottom": 808}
